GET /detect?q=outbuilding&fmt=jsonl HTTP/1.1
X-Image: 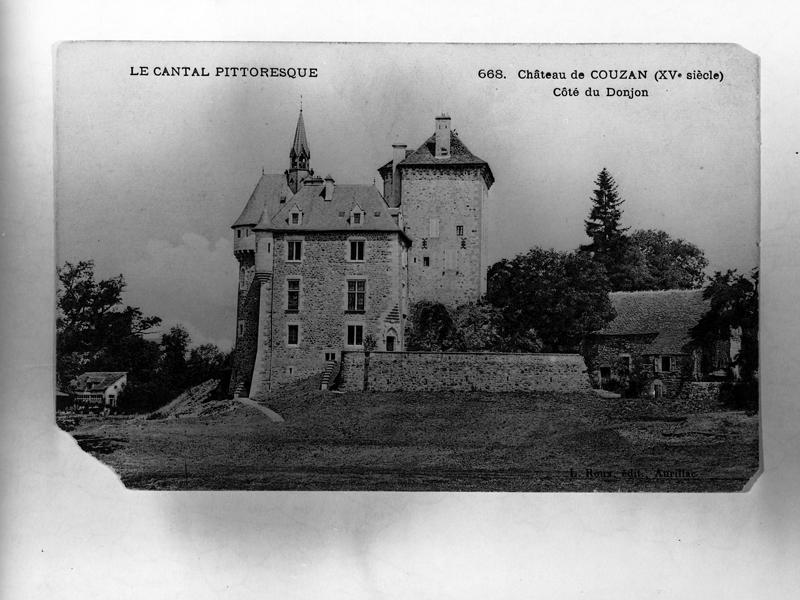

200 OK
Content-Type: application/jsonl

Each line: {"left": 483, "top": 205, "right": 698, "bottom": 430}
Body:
{"left": 70, "top": 372, "right": 128, "bottom": 409}
{"left": 585, "top": 290, "right": 731, "bottom": 398}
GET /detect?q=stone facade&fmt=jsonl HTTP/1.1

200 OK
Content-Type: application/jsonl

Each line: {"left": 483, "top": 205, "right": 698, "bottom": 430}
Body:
{"left": 584, "top": 333, "right": 696, "bottom": 399}
{"left": 229, "top": 252, "right": 259, "bottom": 395}
{"left": 249, "top": 231, "right": 407, "bottom": 396}
{"left": 674, "top": 382, "right": 729, "bottom": 412}
{"left": 401, "top": 167, "right": 488, "bottom": 305}
{"left": 339, "top": 351, "right": 591, "bottom": 393}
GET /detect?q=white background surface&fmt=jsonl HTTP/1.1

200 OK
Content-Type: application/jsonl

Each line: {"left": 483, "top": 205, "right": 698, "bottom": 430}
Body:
{"left": 1, "top": 1, "right": 798, "bottom": 598}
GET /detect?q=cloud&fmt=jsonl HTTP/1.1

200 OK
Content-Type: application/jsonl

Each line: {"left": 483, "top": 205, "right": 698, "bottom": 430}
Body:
{"left": 122, "top": 233, "right": 237, "bottom": 350}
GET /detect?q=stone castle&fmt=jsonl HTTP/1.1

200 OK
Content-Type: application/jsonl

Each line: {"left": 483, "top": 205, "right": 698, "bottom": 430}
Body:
{"left": 230, "top": 110, "right": 495, "bottom": 397}
{"left": 227, "top": 110, "right": 734, "bottom": 403}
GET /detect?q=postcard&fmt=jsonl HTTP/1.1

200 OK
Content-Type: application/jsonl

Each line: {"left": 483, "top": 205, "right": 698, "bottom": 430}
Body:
{"left": 55, "top": 42, "right": 760, "bottom": 491}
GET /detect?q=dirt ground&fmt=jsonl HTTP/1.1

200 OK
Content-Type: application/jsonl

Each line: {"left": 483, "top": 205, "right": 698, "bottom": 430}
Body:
{"left": 59, "top": 384, "right": 760, "bottom": 492}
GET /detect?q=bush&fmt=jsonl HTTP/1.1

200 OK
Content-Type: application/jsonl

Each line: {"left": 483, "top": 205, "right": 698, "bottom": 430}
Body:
{"left": 406, "top": 301, "right": 454, "bottom": 351}
{"left": 721, "top": 381, "right": 759, "bottom": 414}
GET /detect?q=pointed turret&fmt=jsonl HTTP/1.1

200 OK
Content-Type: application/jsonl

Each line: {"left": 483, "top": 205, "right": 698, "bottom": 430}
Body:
{"left": 287, "top": 108, "right": 312, "bottom": 193}
{"left": 290, "top": 109, "right": 310, "bottom": 166}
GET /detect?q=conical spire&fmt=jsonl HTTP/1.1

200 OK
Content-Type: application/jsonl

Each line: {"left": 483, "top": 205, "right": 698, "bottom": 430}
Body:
{"left": 290, "top": 108, "right": 310, "bottom": 161}
{"left": 287, "top": 106, "right": 312, "bottom": 193}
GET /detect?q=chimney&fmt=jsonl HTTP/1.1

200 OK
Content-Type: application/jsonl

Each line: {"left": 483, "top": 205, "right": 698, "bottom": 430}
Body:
{"left": 323, "top": 174, "right": 335, "bottom": 201}
{"left": 435, "top": 114, "right": 451, "bottom": 158}
{"left": 390, "top": 143, "right": 406, "bottom": 208}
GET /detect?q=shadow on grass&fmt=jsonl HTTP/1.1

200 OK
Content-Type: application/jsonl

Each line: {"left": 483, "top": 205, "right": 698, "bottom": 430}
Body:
{"left": 73, "top": 434, "right": 127, "bottom": 455}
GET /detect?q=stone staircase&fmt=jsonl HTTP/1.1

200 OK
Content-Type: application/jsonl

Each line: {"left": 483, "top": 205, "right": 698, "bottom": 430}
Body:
{"left": 320, "top": 361, "right": 341, "bottom": 390}
{"left": 233, "top": 381, "right": 246, "bottom": 398}
{"left": 385, "top": 304, "right": 401, "bottom": 324}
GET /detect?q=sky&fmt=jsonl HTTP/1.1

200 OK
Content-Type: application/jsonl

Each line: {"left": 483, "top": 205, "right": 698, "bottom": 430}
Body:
{"left": 55, "top": 43, "right": 759, "bottom": 351}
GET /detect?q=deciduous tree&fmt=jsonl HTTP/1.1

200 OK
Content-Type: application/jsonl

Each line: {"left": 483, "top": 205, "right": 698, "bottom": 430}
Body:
{"left": 56, "top": 260, "right": 161, "bottom": 386}
{"left": 622, "top": 229, "right": 708, "bottom": 290}
{"left": 406, "top": 301, "right": 454, "bottom": 351}
{"left": 487, "top": 248, "right": 616, "bottom": 352}
{"left": 691, "top": 269, "right": 759, "bottom": 380}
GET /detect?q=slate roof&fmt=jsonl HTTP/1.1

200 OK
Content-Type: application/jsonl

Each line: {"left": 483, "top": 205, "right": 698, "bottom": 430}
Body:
{"left": 257, "top": 179, "right": 410, "bottom": 242}
{"left": 377, "top": 149, "right": 413, "bottom": 173}
{"left": 378, "top": 131, "right": 495, "bottom": 188}
{"left": 232, "top": 173, "right": 292, "bottom": 228}
{"left": 71, "top": 372, "right": 126, "bottom": 393}
{"left": 595, "top": 289, "right": 709, "bottom": 355}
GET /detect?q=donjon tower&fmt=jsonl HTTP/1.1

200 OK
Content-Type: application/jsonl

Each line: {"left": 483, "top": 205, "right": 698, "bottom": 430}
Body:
{"left": 379, "top": 114, "right": 494, "bottom": 306}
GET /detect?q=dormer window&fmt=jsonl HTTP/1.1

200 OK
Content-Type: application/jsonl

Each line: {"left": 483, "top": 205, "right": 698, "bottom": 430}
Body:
{"left": 350, "top": 205, "right": 365, "bottom": 226}
{"left": 289, "top": 205, "right": 303, "bottom": 226}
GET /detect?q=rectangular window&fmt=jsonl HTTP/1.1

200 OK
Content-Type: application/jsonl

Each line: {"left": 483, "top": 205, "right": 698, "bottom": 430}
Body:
{"left": 287, "top": 240, "right": 302, "bottom": 261}
{"left": 347, "top": 280, "right": 366, "bottom": 311}
{"left": 287, "top": 279, "right": 300, "bottom": 311}
{"left": 456, "top": 225, "right": 464, "bottom": 236}
{"left": 423, "top": 256, "right": 430, "bottom": 267}
{"left": 237, "top": 230, "right": 241, "bottom": 238}
{"left": 237, "top": 320, "right": 245, "bottom": 337}
{"left": 429, "top": 218, "right": 439, "bottom": 238}
{"left": 353, "top": 212, "right": 361, "bottom": 224}
{"left": 291, "top": 213, "right": 300, "bottom": 225}
{"left": 661, "top": 356, "right": 673, "bottom": 372}
{"left": 287, "top": 324, "right": 299, "bottom": 346}
{"left": 347, "top": 324, "right": 363, "bottom": 346}
{"left": 349, "top": 240, "right": 365, "bottom": 261}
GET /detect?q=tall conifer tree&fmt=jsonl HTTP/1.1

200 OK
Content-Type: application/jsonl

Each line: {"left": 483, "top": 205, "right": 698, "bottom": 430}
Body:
{"left": 580, "top": 168, "right": 630, "bottom": 289}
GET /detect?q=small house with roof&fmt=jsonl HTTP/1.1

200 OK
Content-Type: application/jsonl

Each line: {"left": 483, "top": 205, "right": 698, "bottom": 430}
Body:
{"left": 70, "top": 372, "right": 127, "bottom": 409}
{"left": 585, "top": 290, "right": 731, "bottom": 398}
{"left": 230, "top": 110, "right": 494, "bottom": 397}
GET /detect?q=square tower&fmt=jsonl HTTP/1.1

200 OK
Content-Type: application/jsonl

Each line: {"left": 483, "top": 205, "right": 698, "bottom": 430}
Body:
{"left": 379, "top": 115, "right": 494, "bottom": 307}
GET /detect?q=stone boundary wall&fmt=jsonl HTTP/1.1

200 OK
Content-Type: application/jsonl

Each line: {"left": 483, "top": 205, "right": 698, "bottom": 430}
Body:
{"left": 339, "top": 351, "right": 591, "bottom": 393}
{"left": 670, "top": 382, "right": 731, "bottom": 412}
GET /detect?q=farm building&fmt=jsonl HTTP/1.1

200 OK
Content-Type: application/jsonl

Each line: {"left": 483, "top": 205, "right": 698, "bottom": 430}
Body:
{"left": 585, "top": 290, "right": 733, "bottom": 398}
{"left": 70, "top": 372, "right": 127, "bottom": 409}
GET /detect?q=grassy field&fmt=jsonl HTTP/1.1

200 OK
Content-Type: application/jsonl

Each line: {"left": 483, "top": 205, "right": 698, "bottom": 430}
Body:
{"left": 59, "top": 378, "right": 760, "bottom": 491}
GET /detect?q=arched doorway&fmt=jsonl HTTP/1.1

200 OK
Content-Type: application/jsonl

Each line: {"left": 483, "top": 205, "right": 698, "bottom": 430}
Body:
{"left": 385, "top": 328, "right": 397, "bottom": 352}
{"left": 651, "top": 379, "right": 664, "bottom": 399}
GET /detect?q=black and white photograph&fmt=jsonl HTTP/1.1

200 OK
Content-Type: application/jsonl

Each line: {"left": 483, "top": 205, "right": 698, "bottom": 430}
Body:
{"left": 6, "top": 2, "right": 800, "bottom": 598}
{"left": 54, "top": 42, "right": 760, "bottom": 491}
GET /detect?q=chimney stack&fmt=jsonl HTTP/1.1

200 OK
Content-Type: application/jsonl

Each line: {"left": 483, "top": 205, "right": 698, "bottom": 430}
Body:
{"left": 435, "top": 114, "right": 451, "bottom": 158}
{"left": 324, "top": 174, "right": 335, "bottom": 201}
{"left": 390, "top": 143, "right": 406, "bottom": 208}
